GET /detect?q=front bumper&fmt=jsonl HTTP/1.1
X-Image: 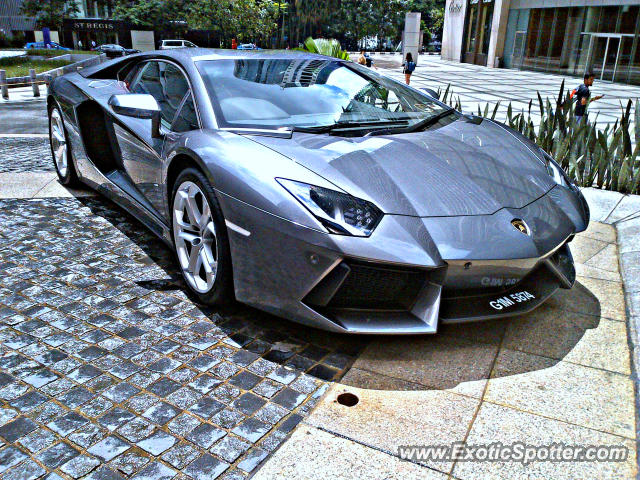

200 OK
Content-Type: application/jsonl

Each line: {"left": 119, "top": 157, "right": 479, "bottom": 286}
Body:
{"left": 217, "top": 186, "right": 587, "bottom": 334}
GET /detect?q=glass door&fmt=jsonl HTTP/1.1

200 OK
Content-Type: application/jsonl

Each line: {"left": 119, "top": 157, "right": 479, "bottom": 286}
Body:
{"left": 591, "top": 35, "right": 622, "bottom": 82}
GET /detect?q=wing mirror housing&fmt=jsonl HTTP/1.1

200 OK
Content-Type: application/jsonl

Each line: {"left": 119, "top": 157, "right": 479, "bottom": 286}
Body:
{"left": 108, "top": 94, "right": 163, "bottom": 138}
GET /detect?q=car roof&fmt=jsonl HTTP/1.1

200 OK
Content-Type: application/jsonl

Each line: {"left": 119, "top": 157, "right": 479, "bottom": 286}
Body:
{"left": 168, "top": 47, "right": 337, "bottom": 62}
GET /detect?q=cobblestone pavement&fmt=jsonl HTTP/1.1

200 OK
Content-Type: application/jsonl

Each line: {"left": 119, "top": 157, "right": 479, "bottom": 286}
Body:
{"left": 0, "top": 196, "right": 367, "bottom": 480}
{"left": 0, "top": 138, "right": 53, "bottom": 173}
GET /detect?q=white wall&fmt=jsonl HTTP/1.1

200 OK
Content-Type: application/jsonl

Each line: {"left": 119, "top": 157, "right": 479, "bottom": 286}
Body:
{"left": 131, "top": 30, "right": 155, "bottom": 52}
{"left": 487, "top": 0, "right": 511, "bottom": 68}
{"left": 441, "top": 0, "right": 467, "bottom": 62}
{"left": 34, "top": 31, "right": 60, "bottom": 44}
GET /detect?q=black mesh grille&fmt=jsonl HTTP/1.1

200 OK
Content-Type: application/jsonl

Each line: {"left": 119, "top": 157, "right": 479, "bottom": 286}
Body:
{"left": 324, "top": 263, "right": 427, "bottom": 310}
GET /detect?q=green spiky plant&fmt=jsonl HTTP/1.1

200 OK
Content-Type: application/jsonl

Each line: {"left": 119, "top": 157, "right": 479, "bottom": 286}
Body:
{"left": 296, "top": 37, "right": 350, "bottom": 60}
{"left": 437, "top": 82, "right": 640, "bottom": 195}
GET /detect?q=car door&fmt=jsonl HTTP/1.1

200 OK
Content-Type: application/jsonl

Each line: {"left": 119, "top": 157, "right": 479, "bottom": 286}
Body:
{"left": 113, "top": 60, "right": 195, "bottom": 221}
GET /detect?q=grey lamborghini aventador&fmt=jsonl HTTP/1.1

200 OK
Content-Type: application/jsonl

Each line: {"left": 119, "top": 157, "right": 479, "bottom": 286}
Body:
{"left": 47, "top": 48, "right": 590, "bottom": 334}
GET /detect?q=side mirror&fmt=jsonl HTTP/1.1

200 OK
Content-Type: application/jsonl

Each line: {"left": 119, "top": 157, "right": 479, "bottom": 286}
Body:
{"left": 421, "top": 87, "right": 439, "bottom": 99}
{"left": 108, "top": 94, "right": 163, "bottom": 138}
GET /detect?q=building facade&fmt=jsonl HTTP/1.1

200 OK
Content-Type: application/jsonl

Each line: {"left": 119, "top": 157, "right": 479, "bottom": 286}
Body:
{"left": 442, "top": 0, "right": 640, "bottom": 85}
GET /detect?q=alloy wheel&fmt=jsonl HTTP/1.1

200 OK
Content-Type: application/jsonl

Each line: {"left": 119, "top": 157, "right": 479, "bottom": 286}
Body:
{"left": 173, "top": 181, "right": 219, "bottom": 293}
{"left": 50, "top": 108, "right": 68, "bottom": 177}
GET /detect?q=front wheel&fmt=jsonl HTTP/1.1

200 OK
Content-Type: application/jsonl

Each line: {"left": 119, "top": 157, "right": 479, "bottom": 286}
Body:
{"left": 49, "top": 104, "right": 79, "bottom": 186}
{"left": 171, "top": 168, "right": 233, "bottom": 305}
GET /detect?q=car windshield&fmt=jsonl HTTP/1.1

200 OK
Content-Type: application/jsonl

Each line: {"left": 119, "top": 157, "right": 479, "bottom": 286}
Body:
{"left": 196, "top": 58, "right": 452, "bottom": 131}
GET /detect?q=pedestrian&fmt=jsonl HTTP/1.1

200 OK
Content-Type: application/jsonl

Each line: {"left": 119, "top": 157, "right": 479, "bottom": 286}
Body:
{"left": 358, "top": 50, "right": 367, "bottom": 66}
{"left": 91, "top": 39, "right": 96, "bottom": 49}
{"left": 77, "top": 39, "right": 82, "bottom": 50}
{"left": 573, "top": 72, "right": 603, "bottom": 124}
{"left": 402, "top": 52, "right": 416, "bottom": 85}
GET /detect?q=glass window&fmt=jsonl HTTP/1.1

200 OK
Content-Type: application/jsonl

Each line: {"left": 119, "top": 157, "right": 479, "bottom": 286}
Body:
{"left": 172, "top": 93, "right": 199, "bottom": 132}
{"left": 197, "top": 59, "right": 451, "bottom": 130}
{"left": 130, "top": 62, "right": 190, "bottom": 129}
{"left": 466, "top": 2, "right": 478, "bottom": 54}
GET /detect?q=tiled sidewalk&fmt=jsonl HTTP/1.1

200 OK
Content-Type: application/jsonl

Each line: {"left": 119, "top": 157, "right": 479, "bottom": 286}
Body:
{"left": 371, "top": 54, "right": 640, "bottom": 128}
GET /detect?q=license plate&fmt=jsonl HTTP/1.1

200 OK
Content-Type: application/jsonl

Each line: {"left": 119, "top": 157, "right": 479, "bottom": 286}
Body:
{"left": 489, "top": 290, "right": 535, "bottom": 310}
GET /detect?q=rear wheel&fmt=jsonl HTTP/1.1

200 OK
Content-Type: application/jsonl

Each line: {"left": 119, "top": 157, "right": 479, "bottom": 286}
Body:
{"left": 171, "top": 168, "right": 233, "bottom": 305}
{"left": 48, "top": 104, "right": 79, "bottom": 185}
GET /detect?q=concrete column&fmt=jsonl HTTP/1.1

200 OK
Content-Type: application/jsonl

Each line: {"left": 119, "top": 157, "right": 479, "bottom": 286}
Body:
{"left": 402, "top": 12, "right": 421, "bottom": 64}
{"left": 29, "top": 69, "right": 39, "bottom": 97}
{"left": 487, "top": 0, "right": 511, "bottom": 68}
{"left": 441, "top": 0, "right": 467, "bottom": 62}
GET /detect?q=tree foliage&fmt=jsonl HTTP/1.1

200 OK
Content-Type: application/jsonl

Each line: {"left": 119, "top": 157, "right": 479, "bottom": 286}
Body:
{"left": 20, "top": 0, "right": 79, "bottom": 30}
{"left": 187, "top": 0, "right": 280, "bottom": 45}
{"left": 113, "top": 0, "right": 191, "bottom": 32}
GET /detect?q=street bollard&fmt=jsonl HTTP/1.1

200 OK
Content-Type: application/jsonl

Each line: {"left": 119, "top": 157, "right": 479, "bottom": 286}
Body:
{"left": 0, "top": 70, "right": 8, "bottom": 100}
{"left": 29, "top": 68, "right": 40, "bottom": 97}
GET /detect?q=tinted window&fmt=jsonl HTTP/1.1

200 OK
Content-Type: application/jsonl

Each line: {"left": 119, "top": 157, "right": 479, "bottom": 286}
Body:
{"left": 196, "top": 59, "right": 450, "bottom": 130}
{"left": 130, "top": 61, "right": 190, "bottom": 129}
{"left": 172, "top": 93, "right": 198, "bottom": 132}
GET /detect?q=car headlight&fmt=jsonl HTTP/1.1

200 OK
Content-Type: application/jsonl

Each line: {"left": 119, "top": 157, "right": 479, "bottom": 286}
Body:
{"left": 277, "top": 178, "right": 383, "bottom": 236}
{"left": 539, "top": 148, "right": 572, "bottom": 189}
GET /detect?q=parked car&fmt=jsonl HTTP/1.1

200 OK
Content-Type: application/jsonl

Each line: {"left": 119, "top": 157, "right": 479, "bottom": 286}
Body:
{"left": 160, "top": 39, "right": 197, "bottom": 50}
{"left": 46, "top": 49, "right": 590, "bottom": 334}
{"left": 237, "top": 43, "right": 260, "bottom": 50}
{"left": 24, "top": 41, "right": 70, "bottom": 51}
{"left": 94, "top": 44, "right": 140, "bottom": 58}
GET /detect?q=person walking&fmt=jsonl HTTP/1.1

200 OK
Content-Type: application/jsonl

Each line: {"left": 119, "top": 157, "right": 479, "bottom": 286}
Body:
{"left": 77, "top": 39, "right": 83, "bottom": 50}
{"left": 573, "top": 72, "right": 603, "bottom": 124}
{"left": 402, "top": 52, "right": 416, "bottom": 85}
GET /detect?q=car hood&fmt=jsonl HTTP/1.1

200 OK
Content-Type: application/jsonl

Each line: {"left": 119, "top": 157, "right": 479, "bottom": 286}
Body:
{"left": 248, "top": 118, "right": 557, "bottom": 217}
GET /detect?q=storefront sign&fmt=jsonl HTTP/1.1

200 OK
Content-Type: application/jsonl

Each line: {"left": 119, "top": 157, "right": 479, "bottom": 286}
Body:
{"left": 71, "top": 20, "right": 117, "bottom": 31}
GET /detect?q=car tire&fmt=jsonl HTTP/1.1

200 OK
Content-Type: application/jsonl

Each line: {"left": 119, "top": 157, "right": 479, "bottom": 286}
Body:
{"left": 171, "top": 168, "right": 233, "bottom": 305}
{"left": 48, "top": 104, "right": 79, "bottom": 186}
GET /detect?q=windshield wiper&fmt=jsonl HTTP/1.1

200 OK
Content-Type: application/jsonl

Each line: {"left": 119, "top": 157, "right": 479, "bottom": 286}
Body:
{"left": 290, "top": 120, "right": 409, "bottom": 134}
{"left": 405, "top": 108, "right": 456, "bottom": 132}
{"left": 365, "top": 108, "right": 457, "bottom": 137}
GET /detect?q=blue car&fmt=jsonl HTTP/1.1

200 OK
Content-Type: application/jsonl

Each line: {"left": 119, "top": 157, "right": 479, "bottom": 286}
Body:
{"left": 25, "top": 41, "right": 71, "bottom": 51}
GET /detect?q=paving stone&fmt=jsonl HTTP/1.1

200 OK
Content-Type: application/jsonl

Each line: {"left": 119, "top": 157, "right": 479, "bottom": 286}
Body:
{"left": 60, "top": 453, "right": 101, "bottom": 478}
{"left": 109, "top": 451, "right": 150, "bottom": 476}
{"left": 0, "top": 446, "right": 28, "bottom": 474}
{"left": 237, "top": 448, "right": 268, "bottom": 473}
{"left": 232, "top": 393, "right": 267, "bottom": 416}
{"left": 161, "top": 441, "right": 201, "bottom": 469}
{"left": 189, "top": 374, "right": 221, "bottom": 394}
{"left": 9, "top": 391, "right": 47, "bottom": 411}
{"left": 2, "top": 458, "right": 46, "bottom": 480}
{"left": 37, "top": 441, "right": 80, "bottom": 469}
{"left": 136, "top": 430, "right": 177, "bottom": 455}
{"left": 68, "top": 423, "right": 107, "bottom": 449}
{"left": 117, "top": 417, "right": 155, "bottom": 442}
{"left": 130, "top": 461, "right": 177, "bottom": 480}
{"left": 87, "top": 435, "right": 131, "bottom": 462}
{"left": 271, "top": 388, "right": 306, "bottom": 410}
{"left": 211, "top": 408, "right": 245, "bottom": 430}
{"left": 48, "top": 411, "right": 89, "bottom": 436}
{"left": 102, "top": 382, "right": 140, "bottom": 403}
{"left": 142, "top": 401, "right": 180, "bottom": 425}
{"left": 232, "top": 418, "right": 270, "bottom": 443}
{"left": 184, "top": 453, "right": 229, "bottom": 480}
{"left": 210, "top": 435, "right": 252, "bottom": 463}
{"left": 98, "top": 408, "right": 136, "bottom": 431}
{"left": 190, "top": 397, "right": 225, "bottom": 419}
{"left": 0, "top": 415, "right": 37, "bottom": 441}
{"left": 57, "top": 386, "right": 94, "bottom": 408}
{"left": 83, "top": 466, "right": 126, "bottom": 480}
{"left": 168, "top": 413, "right": 201, "bottom": 436}
{"left": 19, "top": 427, "right": 58, "bottom": 453}
{"left": 186, "top": 423, "right": 226, "bottom": 449}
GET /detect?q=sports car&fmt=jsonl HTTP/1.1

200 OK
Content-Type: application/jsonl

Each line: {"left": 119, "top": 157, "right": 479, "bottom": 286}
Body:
{"left": 47, "top": 48, "right": 590, "bottom": 334}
